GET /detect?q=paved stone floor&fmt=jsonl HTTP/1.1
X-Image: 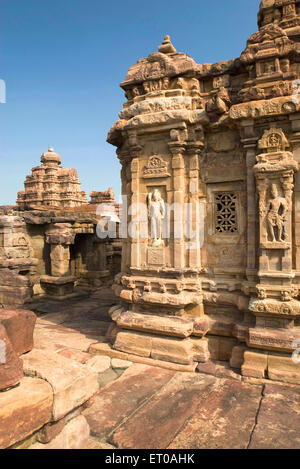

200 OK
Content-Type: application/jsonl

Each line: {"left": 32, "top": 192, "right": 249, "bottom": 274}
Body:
{"left": 83, "top": 365, "right": 300, "bottom": 450}
{"left": 29, "top": 291, "right": 300, "bottom": 450}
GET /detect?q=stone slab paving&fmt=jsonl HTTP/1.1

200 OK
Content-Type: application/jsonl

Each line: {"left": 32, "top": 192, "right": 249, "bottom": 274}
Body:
{"left": 26, "top": 295, "right": 300, "bottom": 450}
{"left": 83, "top": 365, "right": 300, "bottom": 450}
{"left": 83, "top": 364, "right": 175, "bottom": 440}
{"left": 249, "top": 383, "right": 300, "bottom": 449}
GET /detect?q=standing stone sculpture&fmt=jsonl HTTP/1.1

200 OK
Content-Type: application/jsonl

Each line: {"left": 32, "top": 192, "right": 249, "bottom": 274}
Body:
{"left": 147, "top": 189, "right": 165, "bottom": 247}
{"left": 267, "top": 184, "right": 287, "bottom": 242}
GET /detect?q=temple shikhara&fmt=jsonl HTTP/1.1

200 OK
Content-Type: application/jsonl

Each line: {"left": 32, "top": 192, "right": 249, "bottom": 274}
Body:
{"left": 17, "top": 147, "right": 88, "bottom": 209}
{"left": 0, "top": 0, "right": 300, "bottom": 450}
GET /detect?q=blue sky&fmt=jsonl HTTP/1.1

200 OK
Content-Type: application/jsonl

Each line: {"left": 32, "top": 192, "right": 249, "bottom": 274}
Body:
{"left": 0, "top": 0, "right": 260, "bottom": 205}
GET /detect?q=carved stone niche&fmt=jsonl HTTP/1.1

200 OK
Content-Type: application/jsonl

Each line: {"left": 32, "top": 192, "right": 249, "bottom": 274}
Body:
{"left": 143, "top": 155, "right": 170, "bottom": 179}
{"left": 254, "top": 128, "right": 298, "bottom": 251}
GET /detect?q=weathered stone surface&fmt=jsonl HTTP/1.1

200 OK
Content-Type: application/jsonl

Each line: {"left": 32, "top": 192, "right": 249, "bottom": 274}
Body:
{"left": 191, "top": 337, "right": 210, "bottom": 362}
{"left": 36, "top": 403, "right": 87, "bottom": 444}
{"left": 33, "top": 322, "right": 103, "bottom": 353}
{"left": 114, "top": 330, "right": 152, "bottom": 357}
{"left": 168, "top": 378, "right": 263, "bottom": 449}
{"left": 112, "top": 373, "right": 216, "bottom": 449}
{"left": 30, "top": 415, "right": 90, "bottom": 449}
{"left": 196, "top": 360, "right": 241, "bottom": 380}
{"left": 151, "top": 336, "right": 195, "bottom": 365}
{"left": 230, "top": 345, "right": 247, "bottom": 369}
{"left": 83, "top": 364, "right": 175, "bottom": 439}
{"left": 116, "top": 310, "right": 194, "bottom": 338}
{"left": 0, "top": 377, "right": 53, "bottom": 449}
{"left": 85, "top": 355, "right": 118, "bottom": 388}
{"left": 207, "top": 336, "right": 237, "bottom": 361}
{"left": 241, "top": 350, "right": 268, "bottom": 379}
{"left": 90, "top": 341, "right": 197, "bottom": 372}
{"left": 249, "top": 383, "right": 300, "bottom": 449}
{"left": 111, "top": 358, "right": 132, "bottom": 370}
{"left": 58, "top": 349, "right": 91, "bottom": 363}
{"left": 0, "top": 324, "right": 23, "bottom": 391}
{"left": 0, "top": 309, "right": 36, "bottom": 355}
{"left": 22, "top": 349, "right": 99, "bottom": 421}
{"left": 267, "top": 353, "right": 300, "bottom": 385}
{"left": 86, "top": 437, "right": 116, "bottom": 449}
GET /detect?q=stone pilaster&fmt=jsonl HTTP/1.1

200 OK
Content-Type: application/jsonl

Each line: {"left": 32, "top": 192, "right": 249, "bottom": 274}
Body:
{"left": 169, "top": 137, "right": 186, "bottom": 269}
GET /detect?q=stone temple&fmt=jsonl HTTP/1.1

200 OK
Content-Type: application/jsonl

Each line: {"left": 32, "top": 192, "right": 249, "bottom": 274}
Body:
{"left": 0, "top": 0, "right": 300, "bottom": 450}
{"left": 107, "top": 0, "right": 300, "bottom": 383}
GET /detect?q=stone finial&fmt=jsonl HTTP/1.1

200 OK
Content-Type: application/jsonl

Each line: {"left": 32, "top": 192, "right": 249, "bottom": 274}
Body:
{"left": 158, "top": 35, "right": 177, "bottom": 54}
{"left": 41, "top": 146, "right": 61, "bottom": 166}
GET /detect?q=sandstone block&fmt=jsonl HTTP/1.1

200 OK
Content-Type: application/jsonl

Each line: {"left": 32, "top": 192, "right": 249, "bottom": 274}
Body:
{"left": 0, "top": 324, "right": 23, "bottom": 391}
{"left": 248, "top": 328, "right": 300, "bottom": 354}
{"left": 230, "top": 345, "right": 247, "bottom": 369}
{"left": 89, "top": 341, "right": 130, "bottom": 360}
{"left": 267, "top": 353, "right": 300, "bottom": 385}
{"left": 0, "top": 377, "right": 53, "bottom": 449}
{"left": 83, "top": 365, "right": 175, "bottom": 440}
{"left": 249, "top": 383, "right": 300, "bottom": 449}
{"left": 112, "top": 373, "right": 216, "bottom": 449}
{"left": 85, "top": 355, "right": 111, "bottom": 373}
{"left": 30, "top": 415, "right": 90, "bottom": 449}
{"left": 111, "top": 358, "right": 132, "bottom": 370}
{"left": 151, "top": 336, "right": 194, "bottom": 365}
{"left": 191, "top": 337, "right": 209, "bottom": 362}
{"left": 117, "top": 310, "right": 194, "bottom": 338}
{"left": 241, "top": 350, "right": 268, "bottom": 379}
{"left": 207, "top": 335, "right": 237, "bottom": 361}
{"left": 0, "top": 309, "right": 36, "bottom": 355}
{"left": 58, "top": 349, "right": 91, "bottom": 363}
{"left": 114, "top": 330, "right": 152, "bottom": 357}
{"left": 22, "top": 349, "right": 99, "bottom": 420}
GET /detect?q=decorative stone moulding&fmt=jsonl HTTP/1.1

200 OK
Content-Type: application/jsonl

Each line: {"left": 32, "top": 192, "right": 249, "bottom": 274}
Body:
{"left": 249, "top": 297, "right": 300, "bottom": 318}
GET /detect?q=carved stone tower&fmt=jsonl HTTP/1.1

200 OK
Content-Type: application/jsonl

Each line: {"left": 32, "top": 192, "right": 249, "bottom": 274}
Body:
{"left": 17, "top": 147, "right": 88, "bottom": 209}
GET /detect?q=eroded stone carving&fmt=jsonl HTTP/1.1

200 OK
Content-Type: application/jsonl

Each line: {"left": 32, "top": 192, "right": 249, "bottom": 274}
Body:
{"left": 267, "top": 184, "right": 288, "bottom": 242}
{"left": 147, "top": 189, "right": 165, "bottom": 247}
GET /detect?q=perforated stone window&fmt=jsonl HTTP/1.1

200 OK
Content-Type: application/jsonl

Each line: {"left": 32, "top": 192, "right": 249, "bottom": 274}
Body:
{"left": 215, "top": 193, "right": 238, "bottom": 233}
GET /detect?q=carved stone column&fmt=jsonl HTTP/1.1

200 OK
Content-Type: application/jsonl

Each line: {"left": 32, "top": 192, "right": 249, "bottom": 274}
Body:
{"left": 244, "top": 128, "right": 300, "bottom": 380}
{"left": 186, "top": 136, "right": 204, "bottom": 269}
{"left": 169, "top": 135, "right": 186, "bottom": 269}
{"left": 0, "top": 216, "right": 37, "bottom": 307}
{"left": 40, "top": 223, "right": 76, "bottom": 299}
